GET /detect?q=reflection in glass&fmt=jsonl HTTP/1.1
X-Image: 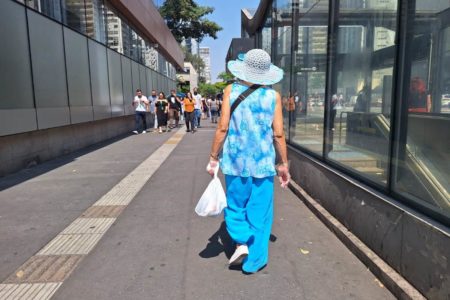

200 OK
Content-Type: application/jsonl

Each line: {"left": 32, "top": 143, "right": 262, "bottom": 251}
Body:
{"left": 273, "top": 0, "right": 292, "bottom": 137}
{"left": 326, "top": 0, "right": 399, "bottom": 185}
{"left": 290, "top": 0, "right": 328, "bottom": 154}
{"left": 393, "top": 0, "right": 450, "bottom": 217}
{"left": 106, "top": 4, "right": 123, "bottom": 54}
{"left": 62, "top": 0, "right": 87, "bottom": 33}
{"left": 85, "top": 0, "right": 107, "bottom": 44}
{"left": 25, "top": 0, "right": 62, "bottom": 21}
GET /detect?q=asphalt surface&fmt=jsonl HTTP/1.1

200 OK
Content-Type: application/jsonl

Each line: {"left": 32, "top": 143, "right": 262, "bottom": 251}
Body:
{"left": 0, "top": 124, "right": 394, "bottom": 300}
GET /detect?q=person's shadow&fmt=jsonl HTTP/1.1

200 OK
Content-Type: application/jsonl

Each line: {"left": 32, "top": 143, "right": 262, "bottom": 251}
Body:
{"left": 199, "top": 221, "right": 234, "bottom": 259}
{"left": 198, "top": 221, "right": 278, "bottom": 266}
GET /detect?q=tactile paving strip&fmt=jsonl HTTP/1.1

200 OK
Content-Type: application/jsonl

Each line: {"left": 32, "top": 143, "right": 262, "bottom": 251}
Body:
{"left": 4, "top": 256, "right": 83, "bottom": 284}
{"left": 0, "top": 283, "right": 61, "bottom": 300}
{"left": 0, "top": 130, "right": 186, "bottom": 300}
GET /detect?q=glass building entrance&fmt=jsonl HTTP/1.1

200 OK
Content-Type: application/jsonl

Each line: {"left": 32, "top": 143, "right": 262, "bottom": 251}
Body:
{"left": 258, "top": 0, "right": 450, "bottom": 225}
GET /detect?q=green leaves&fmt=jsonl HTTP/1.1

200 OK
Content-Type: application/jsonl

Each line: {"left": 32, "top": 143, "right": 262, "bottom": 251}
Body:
{"left": 159, "top": 0, "right": 223, "bottom": 43}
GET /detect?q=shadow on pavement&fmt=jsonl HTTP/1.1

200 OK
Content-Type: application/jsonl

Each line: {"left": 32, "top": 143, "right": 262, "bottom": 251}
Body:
{"left": 0, "top": 133, "right": 131, "bottom": 192}
{"left": 198, "top": 221, "right": 278, "bottom": 261}
{"left": 198, "top": 221, "right": 234, "bottom": 259}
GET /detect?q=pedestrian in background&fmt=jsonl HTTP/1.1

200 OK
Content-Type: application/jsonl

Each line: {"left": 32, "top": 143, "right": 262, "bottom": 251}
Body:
{"left": 207, "top": 49, "right": 290, "bottom": 274}
{"left": 183, "top": 91, "right": 196, "bottom": 133}
{"left": 155, "top": 92, "right": 169, "bottom": 133}
{"left": 209, "top": 96, "right": 219, "bottom": 124}
{"left": 167, "top": 89, "right": 181, "bottom": 129}
{"left": 132, "top": 89, "right": 149, "bottom": 134}
{"left": 193, "top": 87, "right": 202, "bottom": 128}
{"left": 202, "top": 97, "right": 209, "bottom": 120}
{"left": 149, "top": 89, "right": 158, "bottom": 132}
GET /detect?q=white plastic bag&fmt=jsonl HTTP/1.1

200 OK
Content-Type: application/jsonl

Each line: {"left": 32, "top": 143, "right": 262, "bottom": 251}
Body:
{"left": 195, "top": 167, "right": 227, "bottom": 217}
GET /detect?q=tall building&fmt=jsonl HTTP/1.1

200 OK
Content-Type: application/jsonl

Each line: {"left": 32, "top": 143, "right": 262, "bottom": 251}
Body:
{"left": 181, "top": 38, "right": 199, "bottom": 56}
{"left": 199, "top": 47, "right": 211, "bottom": 83}
{"left": 233, "top": 1, "right": 450, "bottom": 299}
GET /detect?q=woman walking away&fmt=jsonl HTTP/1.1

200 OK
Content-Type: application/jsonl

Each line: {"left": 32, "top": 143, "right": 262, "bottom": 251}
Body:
{"left": 184, "top": 92, "right": 196, "bottom": 133}
{"left": 155, "top": 92, "right": 169, "bottom": 133}
{"left": 207, "top": 49, "right": 290, "bottom": 274}
{"left": 209, "top": 96, "right": 219, "bottom": 123}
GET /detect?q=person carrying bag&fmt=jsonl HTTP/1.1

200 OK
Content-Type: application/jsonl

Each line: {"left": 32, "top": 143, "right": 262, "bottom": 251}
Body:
{"left": 205, "top": 49, "right": 290, "bottom": 274}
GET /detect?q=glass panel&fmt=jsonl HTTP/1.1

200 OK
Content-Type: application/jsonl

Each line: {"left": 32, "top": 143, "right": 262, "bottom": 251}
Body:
{"left": 64, "top": 27, "right": 92, "bottom": 106}
{"left": 121, "top": 19, "right": 132, "bottom": 57}
{"left": 326, "top": 0, "right": 399, "bottom": 186}
{"left": 88, "top": 40, "right": 110, "bottom": 106}
{"left": 26, "top": 0, "right": 62, "bottom": 22}
{"left": 106, "top": 4, "right": 123, "bottom": 54}
{"left": 131, "top": 60, "right": 140, "bottom": 94}
{"left": 107, "top": 49, "right": 123, "bottom": 105}
{"left": 290, "top": 0, "right": 329, "bottom": 154}
{"left": 130, "top": 29, "right": 140, "bottom": 62}
{"left": 273, "top": 0, "right": 293, "bottom": 137}
{"left": 85, "top": 0, "right": 107, "bottom": 44}
{"left": 61, "top": 0, "right": 87, "bottom": 34}
{"left": 0, "top": 0, "right": 34, "bottom": 109}
{"left": 28, "top": 10, "right": 68, "bottom": 108}
{"left": 121, "top": 56, "right": 134, "bottom": 114}
{"left": 393, "top": 0, "right": 450, "bottom": 218}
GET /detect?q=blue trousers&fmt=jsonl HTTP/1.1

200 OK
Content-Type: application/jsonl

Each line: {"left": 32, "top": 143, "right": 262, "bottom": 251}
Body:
{"left": 224, "top": 175, "right": 274, "bottom": 273}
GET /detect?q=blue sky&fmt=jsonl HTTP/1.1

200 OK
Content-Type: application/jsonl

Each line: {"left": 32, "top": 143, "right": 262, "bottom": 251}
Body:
{"left": 195, "top": 0, "right": 260, "bottom": 82}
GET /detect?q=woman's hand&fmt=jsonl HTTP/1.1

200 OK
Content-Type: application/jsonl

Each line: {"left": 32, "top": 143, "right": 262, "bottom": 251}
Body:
{"left": 276, "top": 164, "right": 291, "bottom": 188}
{"left": 206, "top": 159, "right": 219, "bottom": 176}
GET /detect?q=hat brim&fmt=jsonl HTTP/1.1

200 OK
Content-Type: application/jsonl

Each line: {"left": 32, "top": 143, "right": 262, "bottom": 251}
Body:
{"left": 227, "top": 60, "right": 284, "bottom": 85}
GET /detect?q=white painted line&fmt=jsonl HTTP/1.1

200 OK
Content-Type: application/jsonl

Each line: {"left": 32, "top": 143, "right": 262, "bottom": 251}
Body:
{"left": 61, "top": 218, "right": 115, "bottom": 235}
{"left": 1, "top": 130, "right": 186, "bottom": 299}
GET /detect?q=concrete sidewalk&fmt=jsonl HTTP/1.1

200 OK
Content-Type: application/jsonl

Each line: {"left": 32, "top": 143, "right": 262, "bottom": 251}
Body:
{"left": 0, "top": 126, "right": 394, "bottom": 299}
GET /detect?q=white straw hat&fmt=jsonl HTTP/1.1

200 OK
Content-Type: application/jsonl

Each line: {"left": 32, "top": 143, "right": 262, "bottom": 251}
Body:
{"left": 227, "top": 49, "right": 284, "bottom": 85}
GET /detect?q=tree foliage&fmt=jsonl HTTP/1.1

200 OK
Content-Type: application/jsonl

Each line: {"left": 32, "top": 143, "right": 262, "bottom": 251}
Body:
{"left": 198, "top": 83, "right": 218, "bottom": 97}
{"left": 217, "top": 71, "right": 235, "bottom": 83}
{"left": 159, "top": 0, "right": 222, "bottom": 43}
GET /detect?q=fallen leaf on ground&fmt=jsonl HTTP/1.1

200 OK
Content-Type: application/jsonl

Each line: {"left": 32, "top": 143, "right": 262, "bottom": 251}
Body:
{"left": 16, "top": 270, "right": 24, "bottom": 278}
{"left": 299, "top": 248, "right": 310, "bottom": 255}
{"left": 374, "top": 279, "right": 384, "bottom": 288}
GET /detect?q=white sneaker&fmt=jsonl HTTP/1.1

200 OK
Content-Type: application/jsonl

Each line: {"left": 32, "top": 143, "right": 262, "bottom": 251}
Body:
{"left": 142, "top": 130, "right": 147, "bottom": 134}
{"left": 132, "top": 130, "right": 138, "bottom": 134}
{"left": 229, "top": 245, "right": 249, "bottom": 265}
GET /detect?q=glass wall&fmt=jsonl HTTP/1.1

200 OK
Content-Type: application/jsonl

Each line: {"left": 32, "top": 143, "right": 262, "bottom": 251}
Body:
{"left": 326, "top": 0, "right": 399, "bottom": 186}
{"left": 273, "top": 0, "right": 293, "bottom": 136}
{"left": 17, "top": 0, "right": 173, "bottom": 74}
{"left": 392, "top": 0, "right": 450, "bottom": 219}
{"left": 290, "top": 0, "right": 329, "bottom": 155}
{"left": 2, "top": 0, "right": 178, "bottom": 135}
{"left": 261, "top": 0, "right": 450, "bottom": 223}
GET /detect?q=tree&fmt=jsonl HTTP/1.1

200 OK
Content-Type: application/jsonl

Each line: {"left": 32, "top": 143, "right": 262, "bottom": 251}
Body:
{"left": 217, "top": 71, "right": 235, "bottom": 83}
{"left": 159, "top": 0, "right": 222, "bottom": 43}
{"left": 198, "top": 83, "right": 218, "bottom": 97}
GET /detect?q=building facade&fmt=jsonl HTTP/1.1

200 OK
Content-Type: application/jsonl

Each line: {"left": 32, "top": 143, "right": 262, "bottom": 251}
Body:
{"left": 181, "top": 38, "right": 199, "bottom": 56}
{"left": 238, "top": 0, "right": 449, "bottom": 298}
{"left": 0, "top": 0, "right": 183, "bottom": 176}
{"left": 199, "top": 47, "right": 212, "bottom": 83}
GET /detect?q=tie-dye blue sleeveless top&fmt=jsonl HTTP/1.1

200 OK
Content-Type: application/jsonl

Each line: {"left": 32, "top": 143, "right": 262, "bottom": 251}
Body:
{"left": 220, "top": 82, "right": 277, "bottom": 178}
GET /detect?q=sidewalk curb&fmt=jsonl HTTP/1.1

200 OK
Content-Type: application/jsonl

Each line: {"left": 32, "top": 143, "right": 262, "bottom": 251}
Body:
{"left": 289, "top": 181, "right": 426, "bottom": 300}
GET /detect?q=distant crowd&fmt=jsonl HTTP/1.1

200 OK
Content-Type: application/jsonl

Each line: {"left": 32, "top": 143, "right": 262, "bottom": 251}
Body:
{"left": 132, "top": 87, "right": 222, "bottom": 134}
